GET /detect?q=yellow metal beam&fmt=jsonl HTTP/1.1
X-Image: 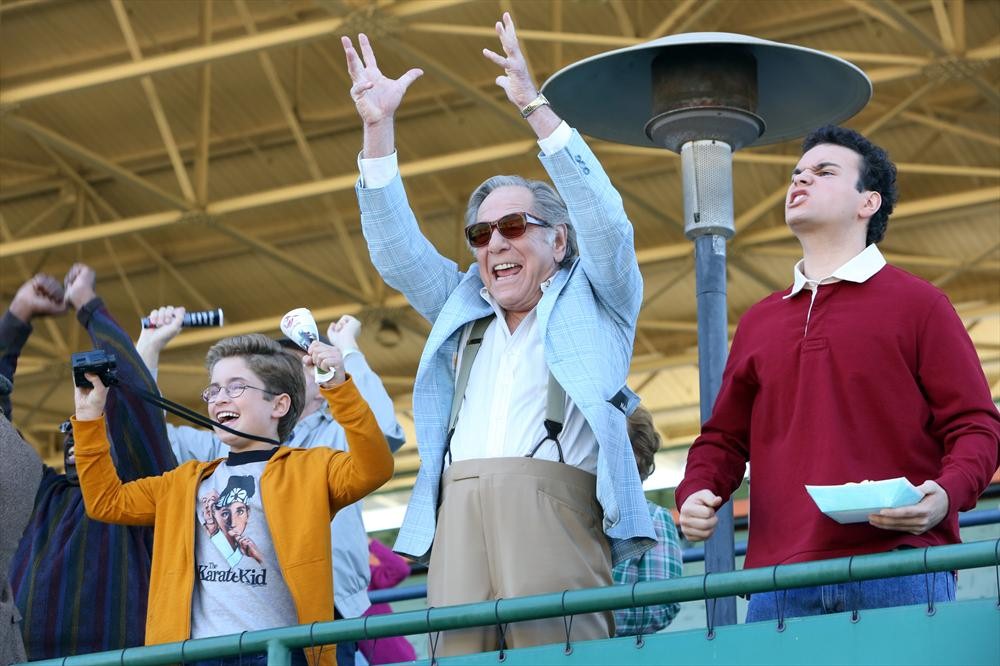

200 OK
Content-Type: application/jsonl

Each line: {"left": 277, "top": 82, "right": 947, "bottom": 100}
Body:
{"left": 862, "top": 81, "right": 937, "bottom": 136}
{"left": 408, "top": 22, "right": 641, "bottom": 47}
{"left": 0, "top": 15, "right": 348, "bottom": 109}
{"left": 110, "top": 0, "right": 196, "bottom": 202}
{"left": 607, "top": 0, "right": 636, "bottom": 38}
{"left": 0, "top": 1, "right": 473, "bottom": 110}
{"left": 672, "top": 0, "right": 719, "bottom": 33}
{"left": 644, "top": 0, "right": 697, "bottom": 39}
{"left": 930, "top": 0, "right": 957, "bottom": 53}
{"left": 208, "top": 220, "right": 366, "bottom": 303}
{"left": 234, "top": 0, "right": 374, "bottom": 298}
{"left": 0, "top": 138, "right": 536, "bottom": 257}
{"left": 5, "top": 115, "right": 192, "bottom": 209}
{"left": 194, "top": 0, "right": 213, "bottom": 206}
{"left": 40, "top": 143, "right": 215, "bottom": 311}
{"left": 630, "top": 351, "right": 700, "bottom": 373}
{"left": 951, "top": 0, "right": 966, "bottom": 53}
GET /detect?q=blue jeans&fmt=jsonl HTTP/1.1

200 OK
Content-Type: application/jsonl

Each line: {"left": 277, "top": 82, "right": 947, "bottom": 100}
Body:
{"left": 188, "top": 648, "right": 312, "bottom": 666}
{"left": 745, "top": 571, "right": 956, "bottom": 622}
{"left": 187, "top": 636, "right": 354, "bottom": 665}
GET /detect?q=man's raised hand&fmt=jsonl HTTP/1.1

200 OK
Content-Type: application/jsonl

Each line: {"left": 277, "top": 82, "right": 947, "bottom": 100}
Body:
{"left": 305, "top": 340, "right": 347, "bottom": 388}
{"left": 136, "top": 306, "right": 187, "bottom": 375}
{"left": 9, "top": 274, "right": 67, "bottom": 322}
{"left": 482, "top": 12, "right": 539, "bottom": 109}
{"left": 327, "top": 314, "right": 361, "bottom": 352}
{"left": 64, "top": 263, "right": 98, "bottom": 312}
{"left": 341, "top": 33, "right": 423, "bottom": 128}
{"left": 138, "top": 306, "right": 187, "bottom": 351}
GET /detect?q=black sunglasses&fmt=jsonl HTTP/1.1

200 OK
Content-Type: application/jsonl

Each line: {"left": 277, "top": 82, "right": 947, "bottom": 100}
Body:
{"left": 465, "top": 212, "right": 548, "bottom": 248}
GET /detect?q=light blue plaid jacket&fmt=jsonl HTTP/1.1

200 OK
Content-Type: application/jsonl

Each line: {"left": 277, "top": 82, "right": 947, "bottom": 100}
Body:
{"left": 357, "top": 129, "right": 655, "bottom": 565}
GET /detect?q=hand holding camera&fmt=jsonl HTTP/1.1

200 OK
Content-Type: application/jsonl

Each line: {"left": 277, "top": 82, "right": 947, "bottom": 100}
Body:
{"left": 73, "top": 368, "right": 110, "bottom": 423}
{"left": 70, "top": 350, "right": 115, "bottom": 420}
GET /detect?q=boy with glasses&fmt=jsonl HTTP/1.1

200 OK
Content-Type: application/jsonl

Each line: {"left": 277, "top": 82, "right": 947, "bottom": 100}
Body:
{"left": 138, "top": 309, "right": 404, "bottom": 666}
{"left": 72, "top": 333, "right": 394, "bottom": 666}
{"left": 343, "top": 13, "right": 654, "bottom": 655}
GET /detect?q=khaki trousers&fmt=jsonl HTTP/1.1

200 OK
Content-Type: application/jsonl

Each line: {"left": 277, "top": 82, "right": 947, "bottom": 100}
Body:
{"left": 426, "top": 457, "right": 613, "bottom": 657}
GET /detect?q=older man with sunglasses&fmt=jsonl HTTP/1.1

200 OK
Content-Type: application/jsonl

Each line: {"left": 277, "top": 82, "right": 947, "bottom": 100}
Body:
{"left": 343, "top": 13, "right": 654, "bottom": 656}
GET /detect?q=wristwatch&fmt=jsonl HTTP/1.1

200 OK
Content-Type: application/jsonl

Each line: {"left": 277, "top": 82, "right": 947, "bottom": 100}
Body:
{"left": 520, "top": 93, "right": 550, "bottom": 119}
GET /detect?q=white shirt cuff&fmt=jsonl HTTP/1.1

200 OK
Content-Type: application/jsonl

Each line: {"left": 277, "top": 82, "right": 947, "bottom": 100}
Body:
{"left": 357, "top": 151, "right": 399, "bottom": 189}
{"left": 537, "top": 121, "right": 572, "bottom": 156}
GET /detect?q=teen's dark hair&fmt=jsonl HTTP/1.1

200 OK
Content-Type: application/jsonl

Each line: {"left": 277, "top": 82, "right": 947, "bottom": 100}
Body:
{"left": 802, "top": 126, "right": 898, "bottom": 245}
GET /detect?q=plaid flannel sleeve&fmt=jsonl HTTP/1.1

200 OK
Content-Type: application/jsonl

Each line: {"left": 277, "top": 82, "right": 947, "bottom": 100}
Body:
{"left": 612, "top": 502, "right": 684, "bottom": 635}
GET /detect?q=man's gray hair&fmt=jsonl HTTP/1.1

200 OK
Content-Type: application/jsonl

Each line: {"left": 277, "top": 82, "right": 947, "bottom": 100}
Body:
{"left": 464, "top": 175, "right": 578, "bottom": 268}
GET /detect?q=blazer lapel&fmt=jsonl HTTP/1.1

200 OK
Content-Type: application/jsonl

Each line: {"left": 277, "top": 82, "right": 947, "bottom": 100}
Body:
{"left": 536, "top": 262, "right": 575, "bottom": 333}
{"left": 416, "top": 269, "right": 492, "bottom": 385}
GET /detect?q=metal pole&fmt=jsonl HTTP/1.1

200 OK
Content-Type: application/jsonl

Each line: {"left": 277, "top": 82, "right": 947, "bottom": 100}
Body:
{"left": 682, "top": 139, "right": 738, "bottom": 626}
{"left": 694, "top": 233, "right": 737, "bottom": 627}
{"left": 267, "top": 640, "right": 292, "bottom": 666}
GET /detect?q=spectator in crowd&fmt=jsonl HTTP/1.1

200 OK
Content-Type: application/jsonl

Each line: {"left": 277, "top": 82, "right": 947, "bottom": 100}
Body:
{"left": 138, "top": 309, "right": 405, "bottom": 666}
{"left": 73, "top": 332, "right": 393, "bottom": 666}
{"left": 613, "top": 405, "right": 682, "bottom": 636}
{"left": 2, "top": 266, "right": 177, "bottom": 659}
{"left": 676, "top": 126, "right": 1000, "bottom": 621}
{"left": 343, "top": 12, "right": 652, "bottom": 655}
{"left": 1, "top": 383, "right": 42, "bottom": 665}
{"left": 358, "top": 538, "right": 417, "bottom": 665}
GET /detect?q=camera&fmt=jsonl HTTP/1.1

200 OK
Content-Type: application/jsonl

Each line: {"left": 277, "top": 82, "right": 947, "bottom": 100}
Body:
{"left": 71, "top": 349, "right": 118, "bottom": 388}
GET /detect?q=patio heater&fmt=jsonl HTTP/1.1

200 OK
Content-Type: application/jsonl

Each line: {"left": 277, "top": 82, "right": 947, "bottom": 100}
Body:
{"left": 542, "top": 33, "right": 870, "bottom": 626}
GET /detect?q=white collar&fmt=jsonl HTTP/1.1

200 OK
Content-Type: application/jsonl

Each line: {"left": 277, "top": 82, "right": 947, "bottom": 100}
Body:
{"left": 785, "top": 244, "right": 886, "bottom": 299}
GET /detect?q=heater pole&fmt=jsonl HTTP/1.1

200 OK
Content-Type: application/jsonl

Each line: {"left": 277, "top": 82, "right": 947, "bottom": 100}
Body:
{"left": 682, "top": 139, "right": 738, "bottom": 627}
{"left": 693, "top": 233, "right": 737, "bottom": 627}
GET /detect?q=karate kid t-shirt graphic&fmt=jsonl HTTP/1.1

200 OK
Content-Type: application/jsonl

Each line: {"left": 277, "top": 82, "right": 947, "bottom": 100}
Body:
{"left": 203, "top": 475, "right": 261, "bottom": 568}
{"left": 190, "top": 458, "right": 297, "bottom": 639}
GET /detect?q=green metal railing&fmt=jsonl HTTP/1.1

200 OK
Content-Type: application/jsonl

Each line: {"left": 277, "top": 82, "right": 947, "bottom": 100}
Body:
{"left": 25, "top": 539, "right": 1000, "bottom": 665}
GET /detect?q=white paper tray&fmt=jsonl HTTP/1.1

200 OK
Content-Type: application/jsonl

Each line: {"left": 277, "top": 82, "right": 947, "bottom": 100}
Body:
{"left": 806, "top": 477, "right": 924, "bottom": 524}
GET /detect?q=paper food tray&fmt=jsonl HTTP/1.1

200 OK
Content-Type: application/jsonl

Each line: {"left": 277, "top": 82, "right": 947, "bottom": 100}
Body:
{"left": 806, "top": 477, "right": 923, "bottom": 524}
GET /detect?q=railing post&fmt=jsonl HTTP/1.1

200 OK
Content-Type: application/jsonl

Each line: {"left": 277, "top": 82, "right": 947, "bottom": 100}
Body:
{"left": 267, "top": 639, "right": 292, "bottom": 666}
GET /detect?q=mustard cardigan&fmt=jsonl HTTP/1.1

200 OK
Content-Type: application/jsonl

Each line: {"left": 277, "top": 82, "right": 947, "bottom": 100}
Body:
{"left": 73, "top": 378, "right": 394, "bottom": 666}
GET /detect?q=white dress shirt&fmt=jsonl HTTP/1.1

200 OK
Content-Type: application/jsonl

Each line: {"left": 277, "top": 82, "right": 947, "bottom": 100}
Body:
{"left": 448, "top": 287, "right": 598, "bottom": 473}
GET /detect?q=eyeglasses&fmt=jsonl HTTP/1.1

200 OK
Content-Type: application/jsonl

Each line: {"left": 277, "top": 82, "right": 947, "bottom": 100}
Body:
{"left": 465, "top": 212, "right": 548, "bottom": 248}
{"left": 200, "top": 381, "right": 274, "bottom": 403}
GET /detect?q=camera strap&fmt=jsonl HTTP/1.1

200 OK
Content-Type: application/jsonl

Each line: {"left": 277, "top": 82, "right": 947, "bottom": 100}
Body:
{"left": 116, "top": 380, "right": 281, "bottom": 446}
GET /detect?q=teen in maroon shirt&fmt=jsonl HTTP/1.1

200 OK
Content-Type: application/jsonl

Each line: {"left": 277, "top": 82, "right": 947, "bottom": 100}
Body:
{"left": 676, "top": 126, "right": 999, "bottom": 621}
